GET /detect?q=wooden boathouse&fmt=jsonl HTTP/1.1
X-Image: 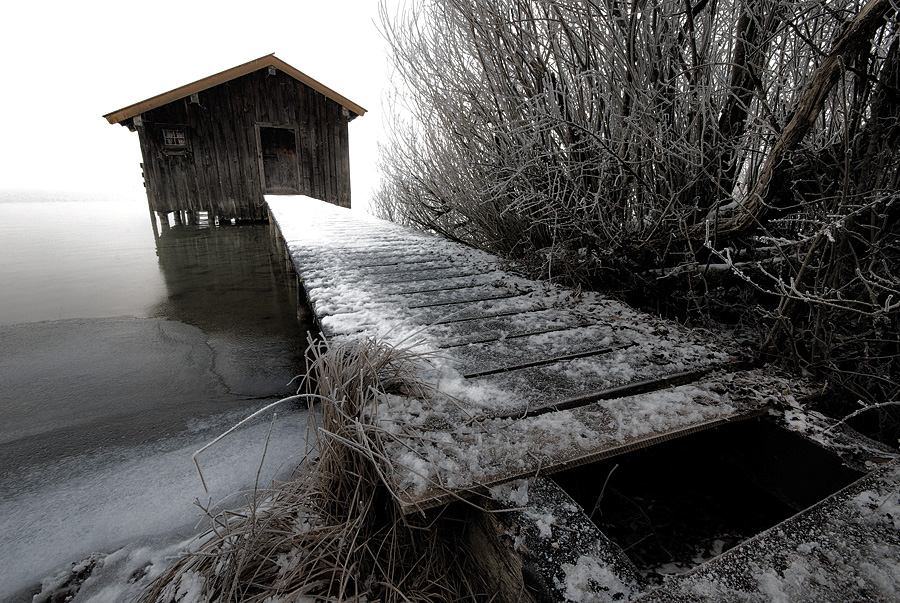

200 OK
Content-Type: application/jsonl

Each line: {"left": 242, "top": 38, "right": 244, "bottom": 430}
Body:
{"left": 103, "top": 55, "right": 366, "bottom": 222}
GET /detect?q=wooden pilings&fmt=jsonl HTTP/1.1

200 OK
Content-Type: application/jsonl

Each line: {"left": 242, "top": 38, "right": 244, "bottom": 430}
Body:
{"left": 151, "top": 209, "right": 217, "bottom": 231}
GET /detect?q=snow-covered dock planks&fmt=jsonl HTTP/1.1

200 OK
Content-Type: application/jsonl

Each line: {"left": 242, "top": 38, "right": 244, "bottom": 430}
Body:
{"left": 266, "top": 196, "right": 811, "bottom": 513}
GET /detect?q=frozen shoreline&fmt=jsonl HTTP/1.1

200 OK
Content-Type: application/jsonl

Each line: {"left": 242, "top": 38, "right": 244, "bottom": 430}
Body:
{"left": 3, "top": 401, "right": 311, "bottom": 601}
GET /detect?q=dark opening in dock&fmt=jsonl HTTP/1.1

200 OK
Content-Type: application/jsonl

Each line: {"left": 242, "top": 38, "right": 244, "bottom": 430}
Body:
{"left": 551, "top": 418, "right": 864, "bottom": 584}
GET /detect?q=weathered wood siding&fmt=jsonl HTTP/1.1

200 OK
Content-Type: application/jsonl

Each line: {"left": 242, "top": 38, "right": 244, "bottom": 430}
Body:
{"left": 134, "top": 69, "right": 352, "bottom": 221}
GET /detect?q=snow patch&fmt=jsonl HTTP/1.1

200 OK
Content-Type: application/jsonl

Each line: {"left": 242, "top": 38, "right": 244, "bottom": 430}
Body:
{"left": 557, "top": 555, "right": 637, "bottom": 602}
{"left": 5, "top": 406, "right": 311, "bottom": 601}
{"left": 489, "top": 479, "right": 530, "bottom": 506}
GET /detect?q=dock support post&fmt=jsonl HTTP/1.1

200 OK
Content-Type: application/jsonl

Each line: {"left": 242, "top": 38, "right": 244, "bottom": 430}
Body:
{"left": 148, "top": 206, "right": 160, "bottom": 241}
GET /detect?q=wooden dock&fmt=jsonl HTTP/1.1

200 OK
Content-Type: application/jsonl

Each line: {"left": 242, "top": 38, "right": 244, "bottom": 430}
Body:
{"left": 265, "top": 196, "right": 900, "bottom": 601}
{"left": 266, "top": 196, "right": 814, "bottom": 513}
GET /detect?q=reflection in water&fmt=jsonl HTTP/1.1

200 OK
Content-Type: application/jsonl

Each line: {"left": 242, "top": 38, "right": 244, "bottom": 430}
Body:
{"left": 149, "top": 222, "right": 311, "bottom": 398}
{"left": 151, "top": 222, "right": 302, "bottom": 338}
{"left": 0, "top": 194, "right": 166, "bottom": 325}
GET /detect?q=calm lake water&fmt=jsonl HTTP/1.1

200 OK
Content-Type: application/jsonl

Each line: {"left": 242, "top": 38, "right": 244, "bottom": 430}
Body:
{"left": 0, "top": 190, "right": 167, "bottom": 325}
{"left": 0, "top": 189, "right": 314, "bottom": 599}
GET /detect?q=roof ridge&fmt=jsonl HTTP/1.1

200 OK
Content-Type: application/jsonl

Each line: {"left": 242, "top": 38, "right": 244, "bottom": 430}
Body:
{"left": 102, "top": 54, "right": 366, "bottom": 125}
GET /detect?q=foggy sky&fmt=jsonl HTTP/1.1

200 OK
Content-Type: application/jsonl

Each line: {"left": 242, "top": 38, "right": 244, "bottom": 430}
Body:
{"left": 0, "top": 0, "right": 397, "bottom": 212}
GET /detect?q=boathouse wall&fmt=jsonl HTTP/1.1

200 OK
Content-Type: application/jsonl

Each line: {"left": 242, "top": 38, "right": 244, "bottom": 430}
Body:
{"left": 131, "top": 69, "right": 352, "bottom": 221}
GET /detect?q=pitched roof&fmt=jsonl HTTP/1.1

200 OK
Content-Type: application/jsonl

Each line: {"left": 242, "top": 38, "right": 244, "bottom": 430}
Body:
{"left": 103, "top": 54, "right": 366, "bottom": 125}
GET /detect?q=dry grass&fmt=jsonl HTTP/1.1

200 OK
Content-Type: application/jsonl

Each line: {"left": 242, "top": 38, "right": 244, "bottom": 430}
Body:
{"left": 137, "top": 336, "right": 488, "bottom": 603}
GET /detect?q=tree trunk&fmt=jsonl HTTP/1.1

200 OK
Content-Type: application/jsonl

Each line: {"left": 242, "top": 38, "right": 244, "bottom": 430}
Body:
{"left": 706, "top": 0, "right": 895, "bottom": 241}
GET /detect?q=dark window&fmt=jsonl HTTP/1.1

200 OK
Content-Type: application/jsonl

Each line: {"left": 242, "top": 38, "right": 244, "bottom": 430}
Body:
{"left": 162, "top": 128, "right": 186, "bottom": 148}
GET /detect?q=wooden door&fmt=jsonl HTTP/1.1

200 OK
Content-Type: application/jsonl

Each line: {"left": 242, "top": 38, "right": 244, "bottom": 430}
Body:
{"left": 259, "top": 126, "right": 301, "bottom": 194}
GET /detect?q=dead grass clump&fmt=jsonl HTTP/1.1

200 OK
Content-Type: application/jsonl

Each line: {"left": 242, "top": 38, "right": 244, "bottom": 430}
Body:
{"left": 137, "top": 336, "right": 487, "bottom": 603}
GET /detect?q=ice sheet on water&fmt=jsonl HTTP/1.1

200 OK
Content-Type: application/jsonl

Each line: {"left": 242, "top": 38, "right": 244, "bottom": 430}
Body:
{"left": 1, "top": 403, "right": 313, "bottom": 601}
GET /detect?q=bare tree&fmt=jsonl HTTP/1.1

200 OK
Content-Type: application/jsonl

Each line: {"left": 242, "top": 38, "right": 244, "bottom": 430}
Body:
{"left": 376, "top": 0, "right": 899, "bottom": 407}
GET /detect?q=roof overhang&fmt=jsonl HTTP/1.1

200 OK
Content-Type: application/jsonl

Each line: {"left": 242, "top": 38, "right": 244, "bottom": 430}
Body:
{"left": 102, "top": 54, "right": 366, "bottom": 125}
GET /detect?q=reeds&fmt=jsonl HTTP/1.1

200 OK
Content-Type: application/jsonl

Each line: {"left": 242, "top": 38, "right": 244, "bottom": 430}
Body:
{"left": 137, "top": 336, "right": 487, "bottom": 603}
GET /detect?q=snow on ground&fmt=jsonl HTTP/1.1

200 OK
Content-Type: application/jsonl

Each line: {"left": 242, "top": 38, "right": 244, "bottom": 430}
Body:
{"left": 1, "top": 403, "right": 313, "bottom": 602}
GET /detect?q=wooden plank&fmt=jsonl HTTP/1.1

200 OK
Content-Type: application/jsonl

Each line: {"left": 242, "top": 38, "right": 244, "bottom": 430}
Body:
{"left": 220, "top": 82, "right": 243, "bottom": 219}
{"left": 316, "top": 93, "right": 327, "bottom": 201}
{"left": 393, "top": 393, "right": 773, "bottom": 513}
